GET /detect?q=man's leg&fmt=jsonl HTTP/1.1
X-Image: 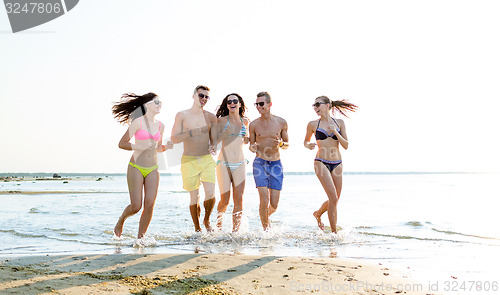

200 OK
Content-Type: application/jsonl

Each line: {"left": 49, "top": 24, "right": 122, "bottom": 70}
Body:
{"left": 269, "top": 189, "right": 281, "bottom": 216}
{"left": 257, "top": 186, "right": 271, "bottom": 231}
{"left": 201, "top": 181, "right": 215, "bottom": 232}
{"left": 189, "top": 189, "right": 202, "bottom": 232}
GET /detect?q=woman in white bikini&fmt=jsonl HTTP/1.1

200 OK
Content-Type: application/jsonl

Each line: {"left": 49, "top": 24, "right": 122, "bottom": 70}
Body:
{"left": 215, "top": 93, "right": 250, "bottom": 232}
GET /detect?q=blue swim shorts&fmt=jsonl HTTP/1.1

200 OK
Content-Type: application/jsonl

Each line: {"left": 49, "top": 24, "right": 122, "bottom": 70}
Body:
{"left": 253, "top": 157, "right": 284, "bottom": 191}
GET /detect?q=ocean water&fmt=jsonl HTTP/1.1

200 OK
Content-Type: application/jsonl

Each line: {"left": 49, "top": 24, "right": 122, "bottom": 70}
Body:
{"left": 1, "top": 172, "right": 499, "bottom": 289}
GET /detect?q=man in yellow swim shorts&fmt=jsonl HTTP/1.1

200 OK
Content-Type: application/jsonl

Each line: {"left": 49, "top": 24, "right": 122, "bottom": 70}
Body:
{"left": 171, "top": 85, "right": 218, "bottom": 232}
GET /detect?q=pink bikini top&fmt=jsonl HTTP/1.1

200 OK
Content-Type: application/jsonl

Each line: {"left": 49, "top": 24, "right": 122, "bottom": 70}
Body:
{"left": 135, "top": 118, "right": 162, "bottom": 141}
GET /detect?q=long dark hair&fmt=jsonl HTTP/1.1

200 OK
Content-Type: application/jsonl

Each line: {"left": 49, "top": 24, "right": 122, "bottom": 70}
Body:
{"left": 317, "top": 96, "right": 358, "bottom": 117}
{"left": 112, "top": 92, "right": 157, "bottom": 124}
{"left": 216, "top": 93, "right": 246, "bottom": 118}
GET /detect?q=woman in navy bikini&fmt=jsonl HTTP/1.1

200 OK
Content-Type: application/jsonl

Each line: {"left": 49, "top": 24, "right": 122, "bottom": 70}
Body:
{"left": 111, "top": 92, "right": 173, "bottom": 240}
{"left": 304, "top": 96, "right": 357, "bottom": 233}
{"left": 215, "top": 93, "right": 250, "bottom": 232}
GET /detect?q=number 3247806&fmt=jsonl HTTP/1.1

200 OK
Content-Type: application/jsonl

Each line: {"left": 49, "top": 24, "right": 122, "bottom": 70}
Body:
{"left": 5, "top": 2, "right": 62, "bottom": 14}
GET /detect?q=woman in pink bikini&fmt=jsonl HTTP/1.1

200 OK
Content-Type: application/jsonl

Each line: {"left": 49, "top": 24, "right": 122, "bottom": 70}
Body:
{"left": 111, "top": 92, "right": 173, "bottom": 239}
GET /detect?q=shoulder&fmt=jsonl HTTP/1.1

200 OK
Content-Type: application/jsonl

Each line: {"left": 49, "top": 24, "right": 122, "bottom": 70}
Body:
{"left": 250, "top": 117, "right": 261, "bottom": 125}
{"left": 249, "top": 117, "right": 260, "bottom": 129}
{"left": 308, "top": 119, "right": 319, "bottom": 128}
{"left": 129, "top": 118, "right": 141, "bottom": 131}
{"left": 204, "top": 110, "right": 217, "bottom": 121}
{"left": 175, "top": 110, "right": 188, "bottom": 119}
{"left": 273, "top": 115, "right": 287, "bottom": 126}
{"left": 336, "top": 118, "right": 346, "bottom": 127}
{"left": 218, "top": 115, "right": 228, "bottom": 123}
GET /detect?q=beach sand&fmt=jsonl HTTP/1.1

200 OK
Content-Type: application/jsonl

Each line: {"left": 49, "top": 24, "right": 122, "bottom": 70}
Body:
{"left": 0, "top": 253, "right": 437, "bottom": 294}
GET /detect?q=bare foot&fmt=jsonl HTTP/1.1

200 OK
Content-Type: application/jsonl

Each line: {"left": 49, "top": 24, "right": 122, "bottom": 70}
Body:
{"left": 216, "top": 212, "right": 223, "bottom": 230}
{"left": 204, "top": 218, "right": 213, "bottom": 232}
{"left": 114, "top": 216, "right": 124, "bottom": 237}
{"left": 313, "top": 211, "right": 325, "bottom": 231}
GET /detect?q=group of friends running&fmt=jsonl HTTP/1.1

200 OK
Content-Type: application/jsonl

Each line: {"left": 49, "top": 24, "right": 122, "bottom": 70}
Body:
{"left": 111, "top": 85, "right": 357, "bottom": 240}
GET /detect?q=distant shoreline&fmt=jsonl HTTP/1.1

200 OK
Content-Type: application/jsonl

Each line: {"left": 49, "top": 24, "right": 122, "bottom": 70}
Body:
{"left": 0, "top": 190, "right": 107, "bottom": 195}
{"left": 0, "top": 171, "right": 493, "bottom": 179}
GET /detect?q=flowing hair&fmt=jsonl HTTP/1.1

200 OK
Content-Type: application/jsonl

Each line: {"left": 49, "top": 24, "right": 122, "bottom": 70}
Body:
{"left": 316, "top": 96, "right": 358, "bottom": 118}
{"left": 215, "top": 93, "right": 246, "bottom": 118}
{"left": 112, "top": 92, "right": 157, "bottom": 124}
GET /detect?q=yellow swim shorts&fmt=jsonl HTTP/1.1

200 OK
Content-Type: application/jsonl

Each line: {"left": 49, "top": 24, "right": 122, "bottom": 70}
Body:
{"left": 181, "top": 154, "right": 216, "bottom": 191}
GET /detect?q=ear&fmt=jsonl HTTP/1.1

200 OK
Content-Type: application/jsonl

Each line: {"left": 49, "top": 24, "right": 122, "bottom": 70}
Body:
{"left": 270, "top": 102, "right": 273, "bottom": 107}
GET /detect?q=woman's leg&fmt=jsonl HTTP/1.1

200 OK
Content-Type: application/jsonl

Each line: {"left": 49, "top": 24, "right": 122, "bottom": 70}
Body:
{"left": 137, "top": 169, "right": 159, "bottom": 239}
{"left": 314, "top": 164, "right": 343, "bottom": 229}
{"left": 231, "top": 163, "right": 246, "bottom": 232}
{"left": 216, "top": 163, "right": 232, "bottom": 230}
{"left": 314, "top": 161, "right": 339, "bottom": 233}
{"left": 114, "top": 164, "right": 144, "bottom": 237}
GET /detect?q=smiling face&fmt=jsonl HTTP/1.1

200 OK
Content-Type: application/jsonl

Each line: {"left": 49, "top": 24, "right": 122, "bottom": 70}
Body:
{"left": 145, "top": 96, "right": 162, "bottom": 114}
{"left": 194, "top": 89, "right": 210, "bottom": 108}
{"left": 226, "top": 95, "right": 240, "bottom": 113}
{"left": 313, "top": 98, "right": 329, "bottom": 116}
{"left": 255, "top": 96, "right": 270, "bottom": 115}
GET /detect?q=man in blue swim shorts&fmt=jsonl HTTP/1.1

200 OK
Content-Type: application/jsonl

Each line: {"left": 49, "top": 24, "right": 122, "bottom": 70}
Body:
{"left": 249, "top": 92, "right": 289, "bottom": 231}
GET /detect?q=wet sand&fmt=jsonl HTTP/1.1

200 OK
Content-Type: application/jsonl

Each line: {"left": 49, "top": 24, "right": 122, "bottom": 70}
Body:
{"left": 0, "top": 253, "right": 438, "bottom": 294}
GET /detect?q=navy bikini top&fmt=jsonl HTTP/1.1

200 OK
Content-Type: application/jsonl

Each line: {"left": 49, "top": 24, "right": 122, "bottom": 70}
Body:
{"left": 315, "top": 118, "right": 341, "bottom": 141}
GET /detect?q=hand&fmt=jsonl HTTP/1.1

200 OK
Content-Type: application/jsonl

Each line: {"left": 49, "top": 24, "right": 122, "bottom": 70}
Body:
{"left": 305, "top": 142, "right": 316, "bottom": 150}
{"left": 249, "top": 143, "right": 258, "bottom": 153}
{"left": 190, "top": 127, "right": 202, "bottom": 137}
{"left": 273, "top": 136, "right": 281, "bottom": 147}
{"left": 163, "top": 141, "right": 174, "bottom": 151}
{"left": 209, "top": 144, "right": 217, "bottom": 155}
{"left": 328, "top": 125, "right": 340, "bottom": 135}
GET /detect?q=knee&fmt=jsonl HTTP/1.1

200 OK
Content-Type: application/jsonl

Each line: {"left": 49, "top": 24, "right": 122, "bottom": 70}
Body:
{"left": 219, "top": 194, "right": 230, "bottom": 206}
{"left": 143, "top": 200, "right": 155, "bottom": 211}
{"left": 327, "top": 194, "right": 339, "bottom": 205}
{"left": 130, "top": 203, "right": 142, "bottom": 214}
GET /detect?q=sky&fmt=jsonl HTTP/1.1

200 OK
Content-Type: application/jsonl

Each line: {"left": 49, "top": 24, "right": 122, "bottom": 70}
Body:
{"left": 1, "top": 0, "right": 499, "bottom": 173}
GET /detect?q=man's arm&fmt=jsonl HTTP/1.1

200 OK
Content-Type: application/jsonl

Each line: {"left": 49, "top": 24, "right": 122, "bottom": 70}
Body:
{"left": 171, "top": 112, "right": 190, "bottom": 143}
{"left": 249, "top": 120, "right": 257, "bottom": 153}
{"left": 279, "top": 119, "right": 289, "bottom": 149}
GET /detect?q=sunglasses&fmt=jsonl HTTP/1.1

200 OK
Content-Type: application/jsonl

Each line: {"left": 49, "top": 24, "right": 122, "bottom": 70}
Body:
{"left": 227, "top": 99, "right": 239, "bottom": 105}
{"left": 147, "top": 99, "right": 161, "bottom": 105}
{"left": 312, "top": 102, "right": 327, "bottom": 108}
{"left": 254, "top": 102, "right": 266, "bottom": 107}
{"left": 198, "top": 93, "right": 210, "bottom": 100}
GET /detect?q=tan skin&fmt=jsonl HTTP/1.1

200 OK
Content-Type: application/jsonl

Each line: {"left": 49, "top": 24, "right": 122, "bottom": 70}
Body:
{"left": 215, "top": 95, "right": 250, "bottom": 232}
{"left": 304, "top": 98, "right": 349, "bottom": 233}
{"left": 171, "top": 89, "right": 218, "bottom": 232}
{"left": 114, "top": 98, "right": 174, "bottom": 239}
{"left": 249, "top": 96, "right": 289, "bottom": 231}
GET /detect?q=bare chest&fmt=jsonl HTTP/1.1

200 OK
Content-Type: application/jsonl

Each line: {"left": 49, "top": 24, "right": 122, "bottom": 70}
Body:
{"left": 255, "top": 121, "right": 282, "bottom": 139}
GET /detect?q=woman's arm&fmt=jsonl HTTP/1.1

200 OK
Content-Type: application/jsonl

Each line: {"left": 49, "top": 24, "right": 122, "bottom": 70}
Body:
{"left": 243, "top": 117, "right": 250, "bottom": 144}
{"left": 303, "top": 121, "right": 317, "bottom": 150}
{"left": 118, "top": 120, "right": 140, "bottom": 151}
{"left": 119, "top": 120, "right": 156, "bottom": 152}
{"left": 156, "top": 122, "right": 174, "bottom": 152}
{"left": 331, "top": 119, "right": 349, "bottom": 149}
